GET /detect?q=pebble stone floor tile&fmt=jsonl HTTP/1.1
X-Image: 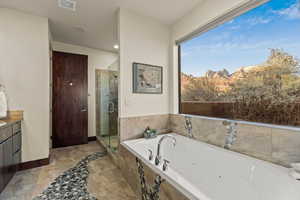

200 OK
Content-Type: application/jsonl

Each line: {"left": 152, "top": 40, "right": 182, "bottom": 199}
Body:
{"left": 0, "top": 141, "right": 137, "bottom": 200}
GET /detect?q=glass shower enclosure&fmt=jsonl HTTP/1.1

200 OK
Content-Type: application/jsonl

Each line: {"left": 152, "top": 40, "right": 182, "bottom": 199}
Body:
{"left": 95, "top": 64, "right": 119, "bottom": 152}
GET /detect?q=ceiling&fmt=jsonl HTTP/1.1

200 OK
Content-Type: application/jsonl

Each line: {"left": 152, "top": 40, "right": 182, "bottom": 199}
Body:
{"left": 0, "top": 0, "right": 202, "bottom": 52}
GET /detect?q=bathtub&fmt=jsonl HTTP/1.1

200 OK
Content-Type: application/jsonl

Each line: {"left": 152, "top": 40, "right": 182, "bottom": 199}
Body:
{"left": 122, "top": 133, "right": 300, "bottom": 200}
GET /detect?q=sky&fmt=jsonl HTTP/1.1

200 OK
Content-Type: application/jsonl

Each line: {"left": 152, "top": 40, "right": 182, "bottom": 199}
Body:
{"left": 181, "top": 0, "right": 300, "bottom": 77}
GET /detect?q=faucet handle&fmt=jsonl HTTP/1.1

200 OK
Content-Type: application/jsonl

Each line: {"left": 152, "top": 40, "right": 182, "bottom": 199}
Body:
{"left": 148, "top": 149, "right": 153, "bottom": 161}
{"left": 162, "top": 159, "right": 170, "bottom": 171}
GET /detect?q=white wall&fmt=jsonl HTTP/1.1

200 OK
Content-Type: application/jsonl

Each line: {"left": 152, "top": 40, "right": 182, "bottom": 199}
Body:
{"left": 52, "top": 41, "right": 118, "bottom": 136}
{"left": 172, "top": 0, "right": 248, "bottom": 41}
{"left": 170, "top": 0, "right": 251, "bottom": 114}
{"left": 118, "top": 9, "right": 171, "bottom": 118}
{"left": 0, "top": 8, "right": 50, "bottom": 162}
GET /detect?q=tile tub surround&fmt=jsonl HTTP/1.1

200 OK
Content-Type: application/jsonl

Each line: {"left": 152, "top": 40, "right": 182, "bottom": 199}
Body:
{"left": 119, "top": 114, "right": 171, "bottom": 141}
{"left": 119, "top": 113, "right": 300, "bottom": 167}
{"left": 121, "top": 133, "right": 300, "bottom": 200}
{"left": 170, "top": 114, "right": 300, "bottom": 167}
{"left": 114, "top": 114, "right": 300, "bottom": 199}
{"left": 117, "top": 145, "right": 189, "bottom": 200}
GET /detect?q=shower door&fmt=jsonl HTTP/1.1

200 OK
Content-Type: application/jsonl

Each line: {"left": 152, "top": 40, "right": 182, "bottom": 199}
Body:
{"left": 108, "top": 71, "right": 118, "bottom": 150}
{"left": 95, "top": 69, "right": 118, "bottom": 151}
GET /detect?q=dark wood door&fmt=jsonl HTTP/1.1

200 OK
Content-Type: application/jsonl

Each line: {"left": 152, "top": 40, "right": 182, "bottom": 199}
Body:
{"left": 52, "top": 51, "right": 88, "bottom": 148}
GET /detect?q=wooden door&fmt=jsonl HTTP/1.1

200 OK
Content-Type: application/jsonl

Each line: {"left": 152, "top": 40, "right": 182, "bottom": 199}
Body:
{"left": 52, "top": 51, "right": 88, "bottom": 148}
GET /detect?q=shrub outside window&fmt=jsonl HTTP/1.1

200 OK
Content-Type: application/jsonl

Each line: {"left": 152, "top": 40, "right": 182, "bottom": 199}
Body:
{"left": 179, "top": 0, "right": 300, "bottom": 126}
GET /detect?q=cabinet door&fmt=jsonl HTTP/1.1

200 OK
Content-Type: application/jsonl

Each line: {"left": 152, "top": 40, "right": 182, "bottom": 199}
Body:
{"left": 0, "top": 142, "right": 4, "bottom": 192}
{"left": 3, "top": 137, "right": 13, "bottom": 186}
{"left": 12, "top": 122, "right": 21, "bottom": 134}
{"left": 13, "top": 132, "right": 21, "bottom": 154}
{"left": 13, "top": 151, "right": 21, "bottom": 172}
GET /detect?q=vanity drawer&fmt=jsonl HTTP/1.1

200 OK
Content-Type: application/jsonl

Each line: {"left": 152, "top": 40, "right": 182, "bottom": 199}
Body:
{"left": 12, "top": 122, "right": 21, "bottom": 134}
{"left": 13, "top": 132, "right": 21, "bottom": 153}
{"left": 0, "top": 127, "right": 13, "bottom": 143}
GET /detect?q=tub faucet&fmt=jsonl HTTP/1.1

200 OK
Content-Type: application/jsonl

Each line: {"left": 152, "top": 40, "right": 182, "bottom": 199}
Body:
{"left": 155, "top": 135, "right": 176, "bottom": 166}
{"left": 184, "top": 116, "right": 194, "bottom": 138}
{"left": 223, "top": 120, "right": 237, "bottom": 149}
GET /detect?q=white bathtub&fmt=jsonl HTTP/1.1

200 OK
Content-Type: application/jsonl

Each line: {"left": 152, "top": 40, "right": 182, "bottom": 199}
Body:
{"left": 122, "top": 133, "right": 300, "bottom": 200}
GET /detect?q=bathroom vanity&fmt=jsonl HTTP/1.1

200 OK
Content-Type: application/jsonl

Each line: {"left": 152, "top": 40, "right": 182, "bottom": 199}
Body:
{"left": 0, "top": 120, "right": 22, "bottom": 193}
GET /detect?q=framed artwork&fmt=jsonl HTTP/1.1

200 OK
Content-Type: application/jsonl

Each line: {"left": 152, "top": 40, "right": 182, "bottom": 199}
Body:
{"left": 133, "top": 63, "right": 163, "bottom": 94}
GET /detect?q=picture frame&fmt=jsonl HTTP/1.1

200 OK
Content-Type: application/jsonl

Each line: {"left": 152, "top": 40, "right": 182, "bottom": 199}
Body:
{"left": 133, "top": 63, "right": 163, "bottom": 94}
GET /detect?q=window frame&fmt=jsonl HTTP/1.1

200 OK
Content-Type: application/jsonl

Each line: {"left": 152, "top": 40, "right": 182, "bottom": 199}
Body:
{"left": 178, "top": 45, "right": 182, "bottom": 114}
{"left": 177, "top": 0, "right": 270, "bottom": 115}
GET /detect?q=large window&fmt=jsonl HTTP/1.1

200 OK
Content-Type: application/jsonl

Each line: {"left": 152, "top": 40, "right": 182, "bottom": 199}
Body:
{"left": 179, "top": 0, "right": 300, "bottom": 126}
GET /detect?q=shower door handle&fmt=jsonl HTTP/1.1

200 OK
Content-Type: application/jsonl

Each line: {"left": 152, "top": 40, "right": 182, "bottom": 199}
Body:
{"left": 108, "top": 102, "right": 114, "bottom": 113}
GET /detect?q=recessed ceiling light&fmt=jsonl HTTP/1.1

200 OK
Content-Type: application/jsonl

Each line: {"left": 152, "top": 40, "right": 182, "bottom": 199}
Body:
{"left": 113, "top": 44, "right": 119, "bottom": 49}
{"left": 58, "top": 0, "right": 77, "bottom": 11}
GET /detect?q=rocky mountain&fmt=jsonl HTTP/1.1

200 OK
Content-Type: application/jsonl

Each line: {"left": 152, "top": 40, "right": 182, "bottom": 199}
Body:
{"left": 182, "top": 65, "right": 258, "bottom": 92}
{"left": 205, "top": 69, "right": 230, "bottom": 79}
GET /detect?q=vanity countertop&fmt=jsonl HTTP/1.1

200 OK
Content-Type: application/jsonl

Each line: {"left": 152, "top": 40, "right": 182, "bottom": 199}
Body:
{"left": 0, "top": 118, "right": 22, "bottom": 129}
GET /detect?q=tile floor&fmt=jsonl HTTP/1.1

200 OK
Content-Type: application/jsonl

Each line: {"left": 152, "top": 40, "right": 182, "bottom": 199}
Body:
{"left": 0, "top": 141, "right": 137, "bottom": 200}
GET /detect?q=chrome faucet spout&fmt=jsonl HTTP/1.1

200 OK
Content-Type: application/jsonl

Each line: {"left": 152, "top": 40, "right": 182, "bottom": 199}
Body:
{"left": 155, "top": 135, "right": 176, "bottom": 165}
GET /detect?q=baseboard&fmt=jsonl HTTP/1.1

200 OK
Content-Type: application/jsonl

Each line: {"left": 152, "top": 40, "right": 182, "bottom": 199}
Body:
{"left": 88, "top": 136, "right": 97, "bottom": 141}
{"left": 18, "top": 137, "right": 96, "bottom": 171}
{"left": 18, "top": 156, "right": 50, "bottom": 171}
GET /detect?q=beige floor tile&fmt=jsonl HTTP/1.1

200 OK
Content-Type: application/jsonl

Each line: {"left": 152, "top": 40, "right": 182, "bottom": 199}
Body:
{"left": 0, "top": 141, "right": 137, "bottom": 200}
